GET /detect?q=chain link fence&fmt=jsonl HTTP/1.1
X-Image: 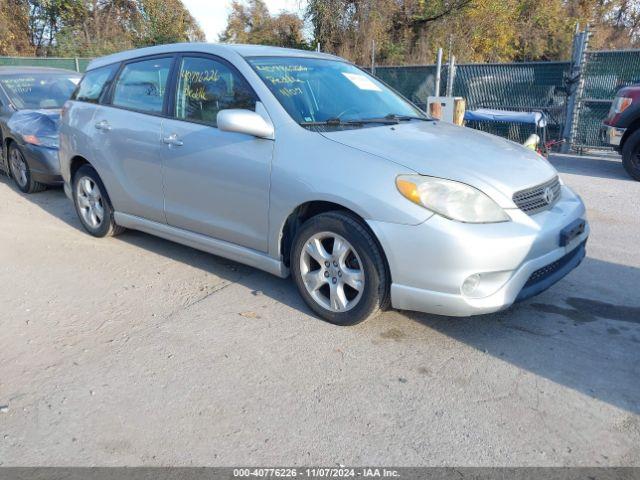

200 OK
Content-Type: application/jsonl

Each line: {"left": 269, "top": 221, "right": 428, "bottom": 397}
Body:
{"left": 375, "top": 50, "right": 640, "bottom": 151}
{"left": 572, "top": 50, "right": 640, "bottom": 150}
{"left": 377, "top": 62, "right": 571, "bottom": 144}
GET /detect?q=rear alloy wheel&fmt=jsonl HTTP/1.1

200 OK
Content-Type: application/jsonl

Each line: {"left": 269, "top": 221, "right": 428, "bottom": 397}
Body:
{"left": 72, "top": 164, "right": 124, "bottom": 237}
{"left": 291, "top": 211, "right": 390, "bottom": 326}
{"left": 8, "top": 144, "right": 46, "bottom": 193}
{"left": 622, "top": 130, "right": 640, "bottom": 181}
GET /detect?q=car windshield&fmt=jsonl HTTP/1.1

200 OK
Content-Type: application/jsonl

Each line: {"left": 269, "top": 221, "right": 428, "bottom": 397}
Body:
{"left": 0, "top": 73, "right": 80, "bottom": 110}
{"left": 247, "top": 57, "right": 426, "bottom": 128}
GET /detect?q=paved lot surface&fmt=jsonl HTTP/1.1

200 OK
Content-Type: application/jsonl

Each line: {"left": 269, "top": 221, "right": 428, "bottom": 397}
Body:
{"left": 0, "top": 154, "right": 639, "bottom": 466}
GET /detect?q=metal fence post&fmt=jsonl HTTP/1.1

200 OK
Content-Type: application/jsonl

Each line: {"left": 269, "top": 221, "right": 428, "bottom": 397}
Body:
{"left": 562, "top": 26, "right": 590, "bottom": 152}
{"left": 434, "top": 48, "right": 443, "bottom": 97}
{"left": 371, "top": 40, "right": 376, "bottom": 76}
{"left": 74, "top": 57, "right": 80, "bottom": 72}
{"left": 446, "top": 55, "right": 456, "bottom": 97}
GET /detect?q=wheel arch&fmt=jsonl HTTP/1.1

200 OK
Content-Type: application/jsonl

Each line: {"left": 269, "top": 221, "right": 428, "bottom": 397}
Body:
{"left": 278, "top": 200, "right": 391, "bottom": 280}
{"left": 2, "top": 135, "right": 16, "bottom": 170}
{"left": 69, "top": 155, "right": 91, "bottom": 181}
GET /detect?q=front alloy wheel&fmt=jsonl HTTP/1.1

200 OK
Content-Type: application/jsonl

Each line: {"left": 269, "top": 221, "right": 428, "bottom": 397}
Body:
{"left": 8, "top": 144, "right": 46, "bottom": 193}
{"left": 300, "top": 232, "right": 365, "bottom": 312}
{"left": 291, "top": 211, "right": 390, "bottom": 325}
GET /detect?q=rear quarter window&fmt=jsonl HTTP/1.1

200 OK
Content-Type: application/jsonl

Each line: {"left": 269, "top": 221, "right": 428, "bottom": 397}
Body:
{"left": 73, "top": 64, "right": 118, "bottom": 104}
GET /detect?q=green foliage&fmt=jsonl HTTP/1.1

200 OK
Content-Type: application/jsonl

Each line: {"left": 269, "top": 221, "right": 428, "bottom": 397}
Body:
{"left": 304, "top": 0, "right": 640, "bottom": 65}
{"left": 219, "top": 0, "right": 309, "bottom": 50}
{"left": 0, "top": 0, "right": 33, "bottom": 55}
{"left": 0, "top": 0, "right": 205, "bottom": 57}
{"left": 136, "top": 0, "right": 206, "bottom": 47}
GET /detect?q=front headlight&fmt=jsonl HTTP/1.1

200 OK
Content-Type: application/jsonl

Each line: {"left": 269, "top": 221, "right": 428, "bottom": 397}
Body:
{"left": 396, "top": 175, "right": 510, "bottom": 223}
{"left": 23, "top": 134, "right": 59, "bottom": 149}
{"left": 612, "top": 96, "right": 632, "bottom": 114}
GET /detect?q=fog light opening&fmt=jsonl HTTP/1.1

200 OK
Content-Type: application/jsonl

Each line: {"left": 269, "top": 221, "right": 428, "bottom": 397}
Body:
{"left": 462, "top": 274, "right": 481, "bottom": 297}
{"left": 461, "top": 271, "right": 513, "bottom": 299}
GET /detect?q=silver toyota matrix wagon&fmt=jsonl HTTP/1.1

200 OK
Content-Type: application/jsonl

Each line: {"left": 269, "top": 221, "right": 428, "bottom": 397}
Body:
{"left": 59, "top": 44, "right": 589, "bottom": 325}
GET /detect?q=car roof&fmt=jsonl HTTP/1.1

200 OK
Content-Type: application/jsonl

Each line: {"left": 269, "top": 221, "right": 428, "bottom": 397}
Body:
{"left": 0, "top": 66, "right": 80, "bottom": 76}
{"left": 87, "top": 43, "right": 346, "bottom": 71}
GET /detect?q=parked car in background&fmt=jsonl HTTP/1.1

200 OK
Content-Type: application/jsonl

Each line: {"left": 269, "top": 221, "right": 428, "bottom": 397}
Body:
{"left": 0, "top": 66, "right": 81, "bottom": 193}
{"left": 59, "top": 44, "right": 589, "bottom": 325}
{"left": 601, "top": 84, "right": 640, "bottom": 181}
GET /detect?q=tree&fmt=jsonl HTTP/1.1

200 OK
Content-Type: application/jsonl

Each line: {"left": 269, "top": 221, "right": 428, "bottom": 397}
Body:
{"left": 52, "top": 0, "right": 140, "bottom": 57}
{"left": 0, "top": 0, "right": 34, "bottom": 55}
{"left": 304, "top": 0, "right": 640, "bottom": 65}
{"left": 1, "top": 0, "right": 205, "bottom": 58}
{"left": 135, "top": 0, "right": 205, "bottom": 46}
{"left": 219, "top": 0, "right": 308, "bottom": 49}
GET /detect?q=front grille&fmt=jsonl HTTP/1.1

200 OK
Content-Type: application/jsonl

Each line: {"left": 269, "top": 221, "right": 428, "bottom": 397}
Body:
{"left": 525, "top": 251, "right": 575, "bottom": 286}
{"left": 513, "top": 176, "right": 561, "bottom": 215}
{"left": 515, "top": 240, "right": 587, "bottom": 302}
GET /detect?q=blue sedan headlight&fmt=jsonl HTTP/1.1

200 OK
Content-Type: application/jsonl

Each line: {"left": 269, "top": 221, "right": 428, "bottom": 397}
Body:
{"left": 23, "top": 134, "right": 59, "bottom": 149}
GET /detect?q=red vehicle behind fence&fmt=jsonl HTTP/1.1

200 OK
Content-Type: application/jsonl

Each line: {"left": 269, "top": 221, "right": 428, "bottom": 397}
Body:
{"left": 601, "top": 85, "right": 640, "bottom": 181}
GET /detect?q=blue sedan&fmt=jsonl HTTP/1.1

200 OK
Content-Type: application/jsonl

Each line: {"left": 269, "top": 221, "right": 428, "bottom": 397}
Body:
{"left": 0, "top": 66, "right": 80, "bottom": 193}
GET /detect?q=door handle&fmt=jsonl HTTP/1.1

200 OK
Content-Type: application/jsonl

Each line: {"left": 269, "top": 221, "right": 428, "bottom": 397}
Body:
{"left": 94, "top": 120, "right": 111, "bottom": 131}
{"left": 162, "top": 134, "right": 183, "bottom": 147}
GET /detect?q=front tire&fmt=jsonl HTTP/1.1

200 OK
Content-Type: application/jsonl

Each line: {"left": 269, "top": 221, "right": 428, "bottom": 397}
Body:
{"left": 291, "top": 211, "right": 390, "bottom": 326}
{"left": 622, "top": 129, "right": 640, "bottom": 181}
{"left": 72, "top": 164, "right": 124, "bottom": 237}
{"left": 8, "top": 143, "right": 46, "bottom": 194}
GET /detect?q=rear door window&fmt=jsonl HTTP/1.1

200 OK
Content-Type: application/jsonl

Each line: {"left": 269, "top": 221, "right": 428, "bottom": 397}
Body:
{"left": 174, "top": 56, "right": 257, "bottom": 126}
{"left": 73, "top": 64, "right": 118, "bottom": 104}
{"left": 112, "top": 57, "right": 173, "bottom": 114}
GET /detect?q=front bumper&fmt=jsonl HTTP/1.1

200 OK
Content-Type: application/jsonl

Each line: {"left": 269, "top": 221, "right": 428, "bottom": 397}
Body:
{"left": 368, "top": 185, "right": 589, "bottom": 317}
{"left": 600, "top": 124, "right": 626, "bottom": 147}
{"left": 22, "top": 143, "right": 63, "bottom": 185}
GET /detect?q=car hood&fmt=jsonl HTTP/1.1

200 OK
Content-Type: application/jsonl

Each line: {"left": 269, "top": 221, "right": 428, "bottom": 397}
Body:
{"left": 320, "top": 120, "right": 558, "bottom": 207}
{"left": 7, "top": 109, "right": 60, "bottom": 138}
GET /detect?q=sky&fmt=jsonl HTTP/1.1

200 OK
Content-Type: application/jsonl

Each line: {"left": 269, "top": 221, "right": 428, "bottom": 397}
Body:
{"left": 181, "top": 0, "right": 306, "bottom": 42}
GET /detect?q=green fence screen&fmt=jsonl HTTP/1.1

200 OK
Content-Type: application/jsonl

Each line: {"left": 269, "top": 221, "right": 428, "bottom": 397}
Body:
{"left": 375, "top": 50, "right": 640, "bottom": 150}
{"left": 0, "top": 56, "right": 91, "bottom": 72}
{"left": 572, "top": 50, "right": 640, "bottom": 150}
{"left": 375, "top": 62, "right": 570, "bottom": 144}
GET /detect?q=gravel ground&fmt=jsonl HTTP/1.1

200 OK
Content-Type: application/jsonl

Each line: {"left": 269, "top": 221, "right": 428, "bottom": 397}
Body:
{"left": 0, "top": 153, "right": 639, "bottom": 466}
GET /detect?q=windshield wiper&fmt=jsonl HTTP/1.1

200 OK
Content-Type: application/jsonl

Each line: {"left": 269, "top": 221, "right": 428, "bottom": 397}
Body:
{"left": 301, "top": 116, "right": 399, "bottom": 127}
{"left": 382, "top": 113, "right": 431, "bottom": 122}
{"left": 301, "top": 118, "right": 361, "bottom": 127}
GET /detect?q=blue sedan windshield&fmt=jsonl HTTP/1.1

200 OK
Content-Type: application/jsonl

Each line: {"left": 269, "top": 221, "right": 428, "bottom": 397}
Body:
{"left": 248, "top": 57, "right": 425, "bottom": 126}
{"left": 0, "top": 74, "right": 80, "bottom": 110}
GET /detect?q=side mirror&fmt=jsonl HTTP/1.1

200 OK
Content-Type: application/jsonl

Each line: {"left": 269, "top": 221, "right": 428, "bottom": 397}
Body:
{"left": 217, "top": 109, "right": 274, "bottom": 139}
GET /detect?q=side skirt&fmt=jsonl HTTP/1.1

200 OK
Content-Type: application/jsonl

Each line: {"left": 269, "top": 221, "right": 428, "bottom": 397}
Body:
{"left": 114, "top": 212, "right": 289, "bottom": 279}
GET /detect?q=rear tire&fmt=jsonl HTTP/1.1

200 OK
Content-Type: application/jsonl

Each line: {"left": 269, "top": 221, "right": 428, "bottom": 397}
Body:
{"left": 622, "top": 129, "right": 640, "bottom": 181}
{"left": 8, "top": 143, "right": 46, "bottom": 194}
{"left": 72, "top": 164, "right": 125, "bottom": 237}
{"left": 291, "top": 211, "right": 390, "bottom": 326}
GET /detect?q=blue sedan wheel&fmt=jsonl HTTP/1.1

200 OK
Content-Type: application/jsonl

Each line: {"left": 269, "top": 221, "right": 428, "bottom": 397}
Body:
{"left": 8, "top": 144, "right": 46, "bottom": 194}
